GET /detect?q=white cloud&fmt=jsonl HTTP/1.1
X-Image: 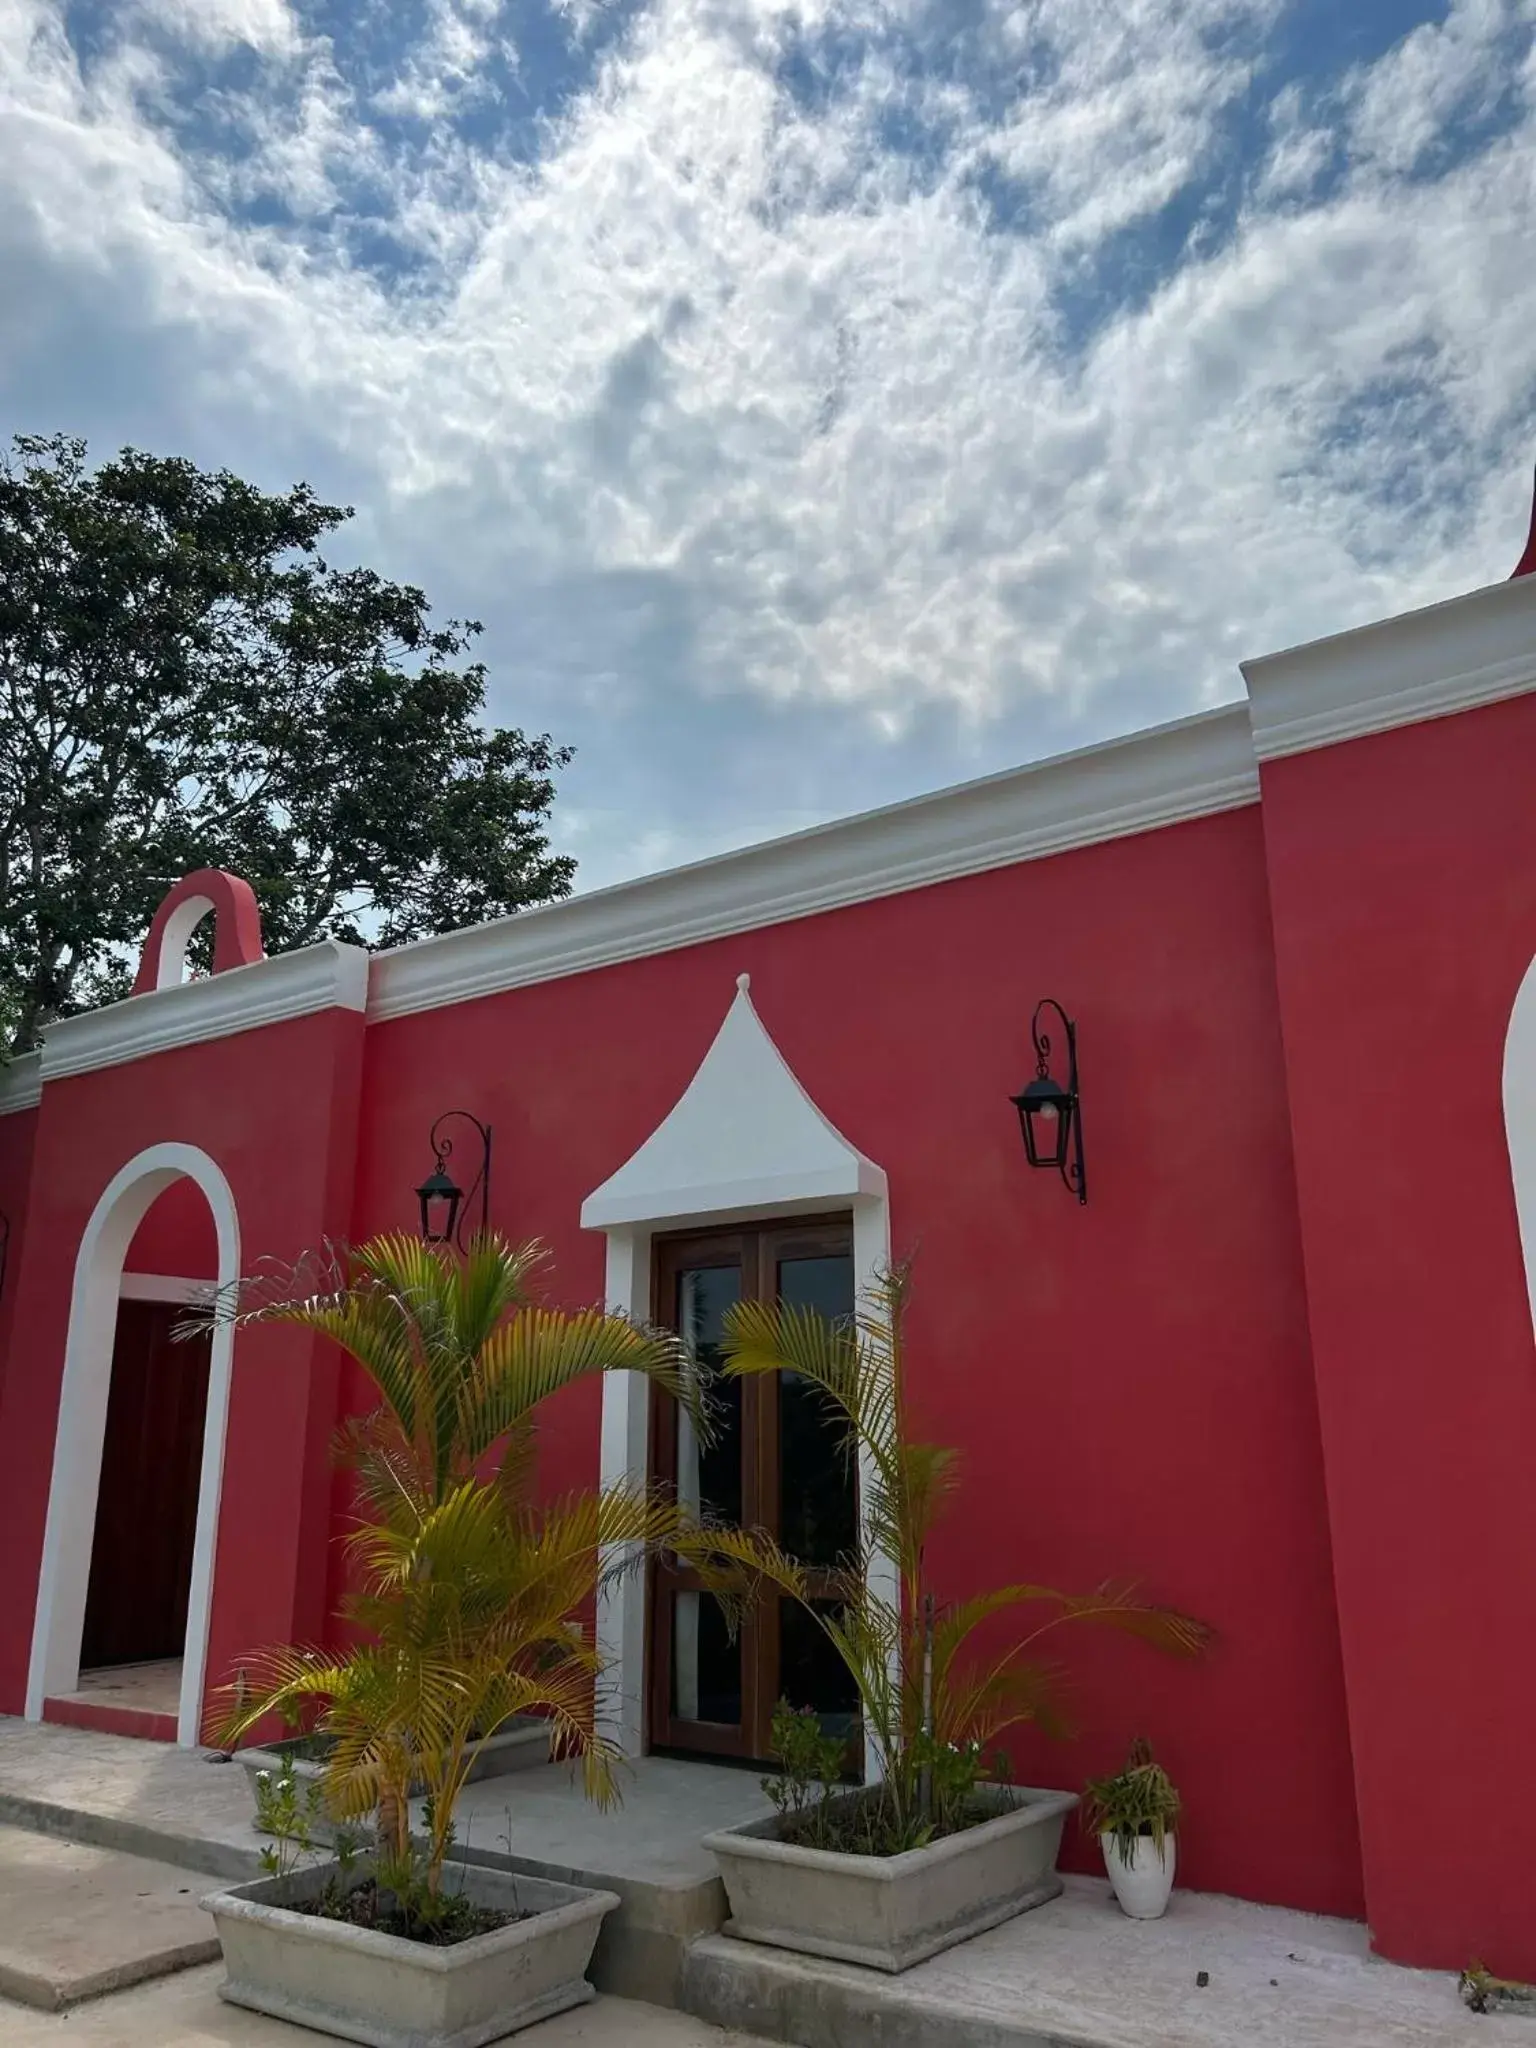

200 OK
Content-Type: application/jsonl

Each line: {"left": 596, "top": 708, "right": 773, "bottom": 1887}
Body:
{"left": 1, "top": 0, "right": 1534, "bottom": 889}
{"left": 1348, "top": 0, "right": 1533, "bottom": 176}
{"left": 132, "top": 0, "right": 301, "bottom": 58}
{"left": 373, "top": 0, "right": 503, "bottom": 122}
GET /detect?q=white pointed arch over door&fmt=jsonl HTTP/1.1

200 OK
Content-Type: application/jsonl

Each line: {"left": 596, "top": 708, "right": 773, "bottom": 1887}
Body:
{"left": 580, "top": 973, "right": 892, "bottom": 1764}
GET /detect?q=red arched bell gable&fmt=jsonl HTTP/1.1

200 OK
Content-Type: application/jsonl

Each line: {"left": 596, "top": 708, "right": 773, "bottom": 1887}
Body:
{"left": 131, "top": 871, "right": 265, "bottom": 996}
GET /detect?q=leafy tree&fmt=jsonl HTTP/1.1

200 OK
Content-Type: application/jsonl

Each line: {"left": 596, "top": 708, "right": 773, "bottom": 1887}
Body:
{"left": 0, "top": 433, "right": 574, "bottom": 1055}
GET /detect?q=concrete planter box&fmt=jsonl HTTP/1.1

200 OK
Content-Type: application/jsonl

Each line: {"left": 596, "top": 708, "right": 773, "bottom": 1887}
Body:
{"left": 240, "top": 1723, "right": 550, "bottom": 1840}
{"left": 702, "top": 1784, "right": 1077, "bottom": 1973}
{"left": 203, "top": 1858, "right": 619, "bottom": 2048}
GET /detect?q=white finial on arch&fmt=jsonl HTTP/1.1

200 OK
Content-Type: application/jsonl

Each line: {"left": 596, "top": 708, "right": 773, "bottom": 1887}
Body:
{"left": 737, "top": 971, "right": 751, "bottom": 994}
{"left": 1504, "top": 950, "right": 1536, "bottom": 1347}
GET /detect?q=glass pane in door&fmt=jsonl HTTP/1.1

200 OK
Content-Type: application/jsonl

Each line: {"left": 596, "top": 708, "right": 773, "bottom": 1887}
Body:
{"left": 780, "top": 1599, "right": 861, "bottom": 1751}
{"left": 777, "top": 1254, "right": 856, "bottom": 1567}
{"left": 671, "top": 1592, "right": 742, "bottom": 1726}
{"left": 672, "top": 1262, "right": 742, "bottom": 1725}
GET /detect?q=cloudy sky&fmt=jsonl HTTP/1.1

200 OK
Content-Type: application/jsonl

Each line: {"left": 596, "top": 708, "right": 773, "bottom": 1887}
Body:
{"left": 3, "top": 0, "right": 1534, "bottom": 890}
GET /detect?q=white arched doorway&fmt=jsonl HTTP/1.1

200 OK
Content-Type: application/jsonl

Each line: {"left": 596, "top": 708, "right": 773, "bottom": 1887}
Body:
{"left": 1505, "top": 951, "right": 1536, "bottom": 1349}
{"left": 25, "top": 1143, "right": 240, "bottom": 1746}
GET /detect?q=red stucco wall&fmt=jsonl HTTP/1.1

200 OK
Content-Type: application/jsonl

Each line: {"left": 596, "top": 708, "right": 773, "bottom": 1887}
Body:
{"left": 1258, "top": 691, "right": 1536, "bottom": 1975}
{"left": 6, "top": 628, "right": 1535, "bottom": 1969}
{"left": 125, "top": 1176, "right": 219, "bottom": 1278}
{"left": 0, "top": 1102, "right": 38, "bottom": 1407}
{"left": 0, "top": 1008, "right": 364, "bottom": 1727}
{"left": 348, "top": 802, "right": 1364, "bottom": 1918}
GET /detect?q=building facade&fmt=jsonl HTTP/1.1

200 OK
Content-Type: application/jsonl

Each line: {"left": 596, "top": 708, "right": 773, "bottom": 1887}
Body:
{"left": 1, "top": 550, "right": 1534, "bottom": 1979}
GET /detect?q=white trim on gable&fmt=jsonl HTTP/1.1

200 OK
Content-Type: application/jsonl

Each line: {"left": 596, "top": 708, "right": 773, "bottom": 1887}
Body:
{"left": 39, "top": 941, "right": 369, "bottom": 1084}
{"left": 581, "top": 973, "right": 887, "bottom": 1234}
{"left": 370, "top": 705, "right": 1259, "bottom": 1026}
{"left": 0, "top": 1053, "right": 43, "bottom": 1117}
{"left": 1243, "top": 573, "right": 1536, "bottom": 763}
{"left": 152, "top": 894, "right": 219, "bottom": 992}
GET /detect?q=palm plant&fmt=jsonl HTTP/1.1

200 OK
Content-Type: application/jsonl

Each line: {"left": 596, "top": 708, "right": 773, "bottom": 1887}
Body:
{"left": 201, "top": 1232, "right": 756, "bottom": 1922}
{"left": 718, "top": 1263, "right": 1211, "bottom": 1852}
{"left": 1081, "top": 1737, "right": 1181, "bottom": 1866}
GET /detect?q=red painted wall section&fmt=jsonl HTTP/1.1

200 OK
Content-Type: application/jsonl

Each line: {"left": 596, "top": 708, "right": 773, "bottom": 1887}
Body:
{"left": 351, "top": 804, "right": 1363, "bottom": 1918}
{"left": 1257, "top": 690, "right": 1536, "bottom": 1974}
{"left": 125, "top": 1176, "right": 218, "bottom": 1278}
{"left": 0, "top": 1003, "right": 365, "bottom": 1727}
{"left": 0, "top": 1104, "right": 39, "bottom": 1406}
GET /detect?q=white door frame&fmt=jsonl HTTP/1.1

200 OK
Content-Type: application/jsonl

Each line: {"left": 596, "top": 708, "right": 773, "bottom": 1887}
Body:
{"left": 26, "top": 1142, "right": 240, "bottom": 1746}
{"left": 581, "top": 975, "right": 894, "bottom": 1774}
{"left": 1504, "top": 949, "right": 1536, "bottom": 1350}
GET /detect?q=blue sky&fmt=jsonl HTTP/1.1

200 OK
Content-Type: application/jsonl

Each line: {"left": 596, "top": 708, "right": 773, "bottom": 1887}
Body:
{"left": 3, "top": 0, "right": 1534, "bottom": 890}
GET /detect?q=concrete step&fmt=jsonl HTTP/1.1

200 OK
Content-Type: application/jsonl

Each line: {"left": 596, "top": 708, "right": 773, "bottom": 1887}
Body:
{"left": 0, "top": 1965, "right": 786, "bottom": 2047}
{"left": 0, "top": 1718, "right": 770, "bottom": 2013}
{"left": 0, "top": 1720, "right": 264, "bottom": 1881}
{"left": 682, "top": 1878, "right": 1484, "bottom": 2048}
{"left": 0, "top": 1825, "right": 220, "bottom": 2012}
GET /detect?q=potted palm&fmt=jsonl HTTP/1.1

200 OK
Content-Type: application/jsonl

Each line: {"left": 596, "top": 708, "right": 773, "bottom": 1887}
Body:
{"left": 700, "top": 1265, "right": 1211, "bottom": 1973}
{"left": 194, "top": 1233, "right": 755, "bottom": 2048}
{"left": 1082, "top": 1738, "right": 1181, "bottom": 1919}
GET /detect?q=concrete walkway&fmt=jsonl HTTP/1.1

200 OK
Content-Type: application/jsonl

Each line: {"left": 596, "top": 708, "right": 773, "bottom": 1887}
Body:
{"left": 2, "top": 1965, "right": 780, "bottom": 2046}
{"left": 0, "top": 1718, "right": 260, "bottom": 1879}
{"left": 0, "top": 1825, "right": 219, "bottom": 2011}
{"left": 0, "top": 1716, "right": 772, "bottom": 2007}
{"left": 687, "top": 1877, "right": 1487, "bottom": 2048}
{"left": 0, "top": 1718, "right": 1494, "bottom": 2048}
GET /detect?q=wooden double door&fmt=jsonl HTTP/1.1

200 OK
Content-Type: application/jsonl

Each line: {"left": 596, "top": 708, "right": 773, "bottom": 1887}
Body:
{"left": 648, "top": 1216, "right": 860, "bottom": 1763}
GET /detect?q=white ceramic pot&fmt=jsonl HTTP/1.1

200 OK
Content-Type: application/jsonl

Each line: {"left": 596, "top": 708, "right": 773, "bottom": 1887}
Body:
{"left": 1100, "top": 1830, "right": 1175, "bottom": 1919}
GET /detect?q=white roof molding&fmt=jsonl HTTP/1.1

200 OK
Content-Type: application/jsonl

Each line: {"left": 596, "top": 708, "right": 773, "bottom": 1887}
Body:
{"left": 0, "top": 1052, "right": 43, "bottom": 1117}
{"left": 581, "top": 973, "right": 887, "bottom": 1233}
{"left": 40, "top": 940, "right": 370, "bottom": 1084}
{"left": 1242, "top": 573, "right": 1536, "bottom": 763}
{"left": 373, "top": 703, "right": 1258, "bottom": 1025}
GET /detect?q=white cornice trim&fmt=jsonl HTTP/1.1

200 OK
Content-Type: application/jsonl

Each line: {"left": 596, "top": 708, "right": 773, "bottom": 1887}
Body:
{"left": 371, "top": 704, "right": 1259, "bottom": 1025}
{"left": 39, "top": 941, "right": 370, "bottom": 1084}
{"left": 1242, "top": 574, "right": 1536, "bottom": 763}
{"left": 0, "top": 1052, "right": 43, "bottom": 1117}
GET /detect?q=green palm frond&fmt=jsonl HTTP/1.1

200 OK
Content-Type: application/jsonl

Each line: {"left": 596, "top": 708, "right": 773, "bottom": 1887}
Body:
{"left": 459, "top": 1307, "right": 697, "bottom": 1467}
{"left": 204, "top": 1229, "right": 779, "bottom": 1894}
{"left": 720, "top": 1258, "right": 1210, "bottom": 1826}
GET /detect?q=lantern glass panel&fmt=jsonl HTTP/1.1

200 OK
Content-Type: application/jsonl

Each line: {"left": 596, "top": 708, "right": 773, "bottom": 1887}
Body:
{"left": 416, "top": 1168, "right": 462, "bottom": 1244}
{"left": 1013, "top": 1077, "right": 1072, "bottom": 1170}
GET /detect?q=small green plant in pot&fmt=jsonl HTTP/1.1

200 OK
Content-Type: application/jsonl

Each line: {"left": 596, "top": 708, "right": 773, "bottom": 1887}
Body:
{"left": 1082, "top": 1738, "right": 1182, "bottom": 1919}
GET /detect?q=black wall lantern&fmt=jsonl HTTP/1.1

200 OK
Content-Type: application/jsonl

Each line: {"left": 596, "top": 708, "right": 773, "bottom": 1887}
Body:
{"left": 415, "top": 1111, "right": 493, "bottom": 1251}
{"left": 1011, "top": 999, "right": 1086, "bottom": 1204}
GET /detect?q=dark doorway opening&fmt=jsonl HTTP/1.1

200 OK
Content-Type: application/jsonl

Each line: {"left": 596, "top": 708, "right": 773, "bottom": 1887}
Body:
{"left": 80, "top": 1300, "right": 211, "bottom": 1672}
